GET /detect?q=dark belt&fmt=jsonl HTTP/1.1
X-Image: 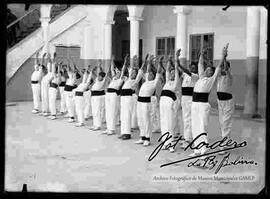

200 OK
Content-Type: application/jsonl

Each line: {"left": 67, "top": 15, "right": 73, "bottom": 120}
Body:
{"left": 107, "top": 88, "right": 118, "bottom": 94}
{"left": 182, "top": 87, "right": 194, "bottom": 96}
{"left": 217, "top": 92, "right": 233, "bottom": 101}
{"left": 192, "top": 92, "right": 209, "bottom": 103}
{"left": 91, "top": 90, "right": 105, "bottom": 96}
{"left": 75, "top": 91, "right": 83, "bottom": 96}
{"left": 31, "top": 80, "right": 38, "bottom": 84}
{"left": 59, "top": 82, "right": 66, "bottom": 87}
{"left": 64, "top": 84, "right": 74, "bottom": 92}
{"left": 120, "top": 89, "right": 134, "bottom": 96}
{"left": 161, "top": 90, "right": 177, "bottom": 101}
{"left": 50, "top": 82, "right": 58, "bottom": 88}
{"left": 138, "top": 96, "right": 151, "bottom": 103}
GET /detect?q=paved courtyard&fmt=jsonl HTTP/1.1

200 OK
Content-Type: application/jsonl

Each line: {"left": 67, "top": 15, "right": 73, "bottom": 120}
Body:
{"left": 5, "top": 101, "right": 266, "bottom": 193}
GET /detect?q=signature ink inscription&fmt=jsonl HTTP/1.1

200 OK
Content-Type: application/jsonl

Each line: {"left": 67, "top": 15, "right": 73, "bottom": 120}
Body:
{"left": 148, "top": 132, "right": 257, "bottom": 173}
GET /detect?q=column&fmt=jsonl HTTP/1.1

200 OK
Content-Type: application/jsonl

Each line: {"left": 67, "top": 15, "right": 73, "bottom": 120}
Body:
{"left": 243, "top": 6, "right": 261, "bottom": 116}
{"left": 174, "top": 6, "right": 191, "bottom": 67}
{"left": 127, "top": 16, "right": 142, "bottom": 67}
{"left": 104, "top": 20, "right": 115, "bottom": 69}
{"left": 81, "top": 19, "right": 93, "bottom": 67}
{"left": 40, "top": 4, "right": 52, "bottom": 54}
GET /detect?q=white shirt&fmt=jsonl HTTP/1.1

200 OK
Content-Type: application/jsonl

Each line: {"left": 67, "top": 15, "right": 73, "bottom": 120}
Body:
{"left": 122, "top": 69, "right": 143, "bottom": 90}
{"left": 75, "top": 83, "right": 88, "bottom": 92}
{"left": 91, "top": 77, "right": 106, "bottom": 91}
{"left": 108, "top": 78, "right": 124, "bottom": 90}
{"left": 182, "top": 72, "right": 199, "bottom": 87}
{"left": 139, "top": 73, "right": 160, "bottom": 97}
{"left": 51, "top": 74, "right": 61, "bottom": 85}
{"left": 66, "top": 72, "right": 76, "bottom": 85}
{"left": 194, "top": 76, "right": 216, "bottom": 93}
{"left": 217, "top": 69, "right": 233, "bottom": 93}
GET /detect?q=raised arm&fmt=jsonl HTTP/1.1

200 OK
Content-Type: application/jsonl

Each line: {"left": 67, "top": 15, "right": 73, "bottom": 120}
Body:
{"left": 213, "top": 44, "right": 229, "bottom": 80}
{"left": 34, "top": 51, "right": 40, "bottom": 70}
{"left": 86, "top": 68, "right": 94, "bottom": 87}
{"left": 198, "top": 48, "right": 206, "bottom": 78}
{"left": 40, "top": 53, "right": 47, "bottom": 68}
{"left": 173, "top": 62, "right": 180, "bottom": 89}
{"left": 47, "top": 53, "right": 52, "bottom": 72}
{"left": 110, "top": 55, "right": 116, "bottom": 78}
{"left": 121, "top": 54, "right": 129, "bottom": 79}
{"left": 176, "top": 49, "right": 191, "bottom": 76}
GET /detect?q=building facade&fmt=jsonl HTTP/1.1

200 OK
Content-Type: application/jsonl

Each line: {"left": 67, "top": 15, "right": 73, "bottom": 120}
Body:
{"left": 6, "top": 5, "right": 267, "bottom": 117}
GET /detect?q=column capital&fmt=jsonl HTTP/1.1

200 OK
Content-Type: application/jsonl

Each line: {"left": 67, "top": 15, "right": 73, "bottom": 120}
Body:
{"left": 104, "top": 20, "right": 115, "bottom": 25}
{"left": 40, "top": 4, "right": 52, "bottom": 18}
{"left": 173, "top": 6, "right": 192, "bottom": 15}
{"left": 127, "top": 16, "right": 143, "bottom": 22}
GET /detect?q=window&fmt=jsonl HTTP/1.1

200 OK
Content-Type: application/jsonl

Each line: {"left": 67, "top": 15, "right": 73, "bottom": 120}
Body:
{"left": 189, "top": 33, "right": 214, "bottom": 64}
{"left": 156, "top": 37, "right": 175, "bottom": 58}
{"left": 55, "top": 45, "right": 81, "bottom": 65}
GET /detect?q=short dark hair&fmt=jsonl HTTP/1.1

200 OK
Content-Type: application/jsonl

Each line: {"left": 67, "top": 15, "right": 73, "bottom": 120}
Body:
{"left": 99, "top": 71, "right": 106, "bottom": 78}
{"left": 209, "top": 66, "right": 216, "bottom": 74}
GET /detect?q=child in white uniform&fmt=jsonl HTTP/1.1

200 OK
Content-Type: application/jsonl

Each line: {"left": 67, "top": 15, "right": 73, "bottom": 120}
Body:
{"left": 135, "top": 55, "right": 162, "bottom": 146}
{"left": 178, "top": 60, "right": 199, "bottom": 148}
{"left": 217, "top": 57, "right": 234, "bottom": 153}
{"left": 104, "top": 57, "right": 125, "bottom": 135}
{"left": 189, "top": 44, "right": 228, "bottom": 157}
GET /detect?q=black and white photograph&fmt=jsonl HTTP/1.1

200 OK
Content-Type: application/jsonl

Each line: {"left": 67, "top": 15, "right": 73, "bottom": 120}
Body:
{"left": 4, "top": 3, "right": 268, "bottom": 194}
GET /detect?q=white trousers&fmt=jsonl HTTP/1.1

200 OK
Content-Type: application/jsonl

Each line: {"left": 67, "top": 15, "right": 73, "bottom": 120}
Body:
{"left": 218, "top": 99, "right": 234, "bottom": 138}
{"left": 84, "top": 90, "right": 92, "bottom": 119}
{"left": 120, "top": 96, "right": 134, "bottom": 135}
{"left": 173, "top": 97, "right": 183, "bottom": 137}
{"left": 150, "top": 96, "right": 160, "bottom": 132}
{"left": 91, "top": 95, "right": 105, "bottom": 128}
{"left": 31, "top": 83, "right": 41, "bottom": 110}
{"left": 49, "top": 87, "right": 58, "bottom": 116}
{"left": 41, "top": 79, "right": 50, "bottom": 113}
{"left": 137, "top": 101, "right": 151, "bottom": 138}
{"left": 160, "top": 96, "right": 175, "bottom": 146}
{"left": 105, "top": 92, "right": 119, "bottom": 131}
{"left": 181, "top": 96, "right": 193, "bottom": 142}
{"left": 59, "top": 86, "right": 66, "bottom": 113}
{"left": 191, "top": 102, "right": 210, "bottom": 154}
{"left": 64, "top": 90, "right": 75, "bottom": 118}
{"left": 131, "top": 94, "right": 138, "bottom": 128}
{"left": 75, "top": 95, "right": 85, "bottom": 124}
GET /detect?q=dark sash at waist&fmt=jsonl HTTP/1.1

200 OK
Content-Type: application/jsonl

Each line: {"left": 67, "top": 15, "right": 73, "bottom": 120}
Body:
{"left": 107, "top": 88, "right": 118, "bottom": 94}
{"left": 217, "top": 92, "right": 233, "bottom": 101}
{"left": 31, "top": 80, "right": 38, "bottom": 84}
{"left": 161, "top": 90, "right": 177, "bottom": 101}
{"left": 91, "top": 90, "right": 105, "bottom": 96}
{"left": 75, "top": 91, "right": 83, "bottom": 96}
{"left": 49, "top": 82, "right": 58, "bottom": 88}
{"left": 182, "top": 87, "right": 194, "bottom": 96}
{"left": 64, "top": 84, "right": 74, "bottom": 91}
{"left": 120, "top": 89, "right": 134, "bottom": 96}
{"left": 59, "top": 82, "right": 66, "bottom": 87}
{"left": 192, "top": 92, "right": 209, "bottom": 103}
{"left": 138, "top": 96, "right": 151, "bottom": 103}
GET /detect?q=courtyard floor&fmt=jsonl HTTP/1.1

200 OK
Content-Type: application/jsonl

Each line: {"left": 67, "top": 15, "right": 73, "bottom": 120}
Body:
{"left": 5, "top": 101, "right": 266, "bottom": 193}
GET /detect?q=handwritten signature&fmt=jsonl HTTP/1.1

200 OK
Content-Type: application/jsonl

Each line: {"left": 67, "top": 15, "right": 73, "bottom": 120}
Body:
{"left": 148, "top": 132, "right": 257, "bottom": 173}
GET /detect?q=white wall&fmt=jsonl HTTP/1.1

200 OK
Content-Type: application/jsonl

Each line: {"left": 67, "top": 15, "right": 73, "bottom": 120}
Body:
{"left": 141, "top": 6, "right": 267, "bottom": 61}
